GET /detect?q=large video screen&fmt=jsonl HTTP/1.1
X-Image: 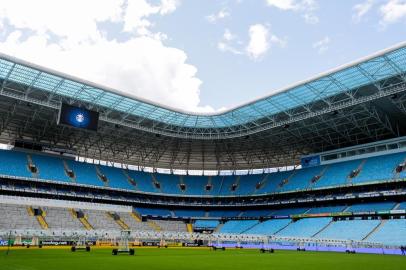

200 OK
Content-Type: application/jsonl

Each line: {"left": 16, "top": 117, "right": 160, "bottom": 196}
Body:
{"left": 58, "top": 103, "right": 99, "bottom": 131}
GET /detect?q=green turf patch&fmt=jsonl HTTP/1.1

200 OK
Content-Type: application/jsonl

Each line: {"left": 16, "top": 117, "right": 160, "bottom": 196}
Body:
{"left": 0, "top": 248, "right": 405, "bottom": 270}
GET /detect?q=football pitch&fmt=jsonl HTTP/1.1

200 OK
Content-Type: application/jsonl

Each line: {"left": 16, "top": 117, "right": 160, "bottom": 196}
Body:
{"left": 1, "top": 248, "right": 405, "bottom": 270}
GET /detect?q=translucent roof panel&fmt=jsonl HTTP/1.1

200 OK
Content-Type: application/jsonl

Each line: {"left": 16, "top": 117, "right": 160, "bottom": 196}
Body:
{"left": 0, "top": 43, "right": 405, "bottom": 130}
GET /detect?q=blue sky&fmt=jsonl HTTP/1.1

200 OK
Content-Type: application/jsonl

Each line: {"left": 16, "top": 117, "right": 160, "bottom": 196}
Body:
{"left": 0, "top": 0, "right": 405, "bottom": 112}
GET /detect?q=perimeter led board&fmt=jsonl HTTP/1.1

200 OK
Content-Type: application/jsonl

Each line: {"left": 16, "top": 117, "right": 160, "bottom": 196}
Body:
{"left": 58, "top": 103, "right": 99, "bottom": 131}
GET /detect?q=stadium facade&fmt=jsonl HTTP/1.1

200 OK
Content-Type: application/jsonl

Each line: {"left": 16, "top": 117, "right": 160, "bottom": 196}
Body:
{"left": 0, "top": 42, "right": 406, "bottom": 170}
{"left": 0, "top": 43, "right": 405, "bottom": 253}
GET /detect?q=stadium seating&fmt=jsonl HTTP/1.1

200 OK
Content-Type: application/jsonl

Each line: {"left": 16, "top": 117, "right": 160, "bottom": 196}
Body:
{"left": 280, "top": 166, "right": 326, "bottom": 192}
{"left": 125, "top": 170, "right": 158, "bottom": 193}
{"left": 368, "top": 219, "right": 406, "bottom": 246}
{"left": 353, "top": 152, "right": 405, "bottom": 184}
{"left": 277, "top": 218, "right": 332, "bottom": 237}
{"left": 347, "top": 202, "right": 395, "bottom": 212}
{"left": 244, "top": 219, "right": 291, "bottom": 235}
{"left": 206, "top": 176, "right": 223, "bottom": 195}
{"left": 219, "top": 220, "right": 259, "bottom": 234}
{"left": 154, "top": 220, "right": 187, "bottom": 232}
{"left": 0, "top": 150, "right": 32, "bottom": 178}
{"left": 217, "top": 175, "right": 239, "bottom": 195}
{"left": 313, "top": 159, "right": 361, "bottom": 188}
{"left": 316, "top": 219, "right": 380, "bottom": 240}
{"left": 155, "top": 174, "right": 182, "bottom": 195}
{"left": 0, "top": 203, "right": 42, "bottom": 230}
{"left": 260, "top": 170, "right": 294, "bottom": 193}
{"left": 119, "top": 213, "right": 152, "bottom": 231}
{"left": 84, "top": 210, "right": 121, "bottom": 230}
{"left": 31, "top": 154, "right": 71, "bottom": 182}
{"left": 0, "top": 149, "right": 405, "bottom": 196}
{"left": 182, "top": 176, "right": 208, "bottom": 196}
{"left": 64, "top": 160, "right": 102, "bottom": 186}
{"left": 1, "top": 200, "right": 405, "bottom": 247}
{"left": 397, "top": 202, "right": 406, "bottom": 210}
{"left": 97, "top": 166, "right": 134, "bottom": 190}
{"left": 194, "top": 220, "right": 219, "bottom": 229}
{"left": 235, "top": 174, "right": 263, "bottom": 195}
{"left": 43, "top": 207, "right": 83, "bottom": 229}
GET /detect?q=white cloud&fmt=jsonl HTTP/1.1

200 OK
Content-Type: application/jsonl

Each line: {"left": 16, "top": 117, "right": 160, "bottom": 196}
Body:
{"left": 223, "top": 28, "right": 235, "bottom": 42}
{"left": 0, "top": 0, "right": 220, "bottom": 113}
{"left": 270, "top": 34, "right": 287, "bottom": 48}
{"left": 218, "top": 42, "right": 243, "bottom": 55}
{"left": 217, "top": 25, "right": 285, "bottom": 60}
{"left": 217, "top": 29, "right": 243, "bottom": 55}
{"left": 206, "top": 8, "right": 230, "bottom": 23}
{"left": 159, "top": 0, "right": 180, "bottom": 15}
{"left": 379, "top": 0, "right": 406, "bottom": 25}
{"left": 123, "top": 0, "right": 180, "bottom": 35}
{"left": 246, "top": 24, "right": 270, "bottom": 59}
{"left": 353, "top": 0, "right": 374, "bottom": 23}
{"left": 0, "top": 0, "right": 123, "bottom": 42}
{"left": 266, "top": 0, "right": 319, "bottom": 24}
{"left": 312, "top": 36, "right": 330, "bottom": 54}
{"left": 266, "top": 0, "right": 298, "bottom": 10}
{"left": 303, "top": 13, "right": 319, "bottom": 24}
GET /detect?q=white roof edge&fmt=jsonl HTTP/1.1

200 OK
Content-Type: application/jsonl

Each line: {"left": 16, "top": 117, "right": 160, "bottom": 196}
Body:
{"left": 0, "top": 41, "right": 405, "bottom": 117}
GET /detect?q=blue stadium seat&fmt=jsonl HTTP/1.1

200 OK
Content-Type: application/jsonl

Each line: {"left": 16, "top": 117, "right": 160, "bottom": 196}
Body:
{"left": 135, "top": 207, "right": 171, "bottom": 217}
{"left": 235, "top": 174, "right": 263, "bottom": 195}
{"left": 31, "top": 154, "right": 71, "bottom": 182}
{"left": 219, "top": 220, "right": 259, "bottom": 234}
{"left": 347, "top": 202, "right": 395, "bottom": 212}
{"left": 0, "top": 150, "right": 32, "bottom": 178}
{"left": 218, "top": 175, "right": 240, "bottom": 195}
{"left": 368, "top": 219, "right": 406, "bottom": 245}
{"left": 314, "top": 159, "right": 361, "bottom": 188}
{"left": 126, "top": 170, "right": 159, "bottom": 193}
{"left": 277, "top": 218, "right": 332, "bottom": 237}
{"left": 280, "top": 166, "right": 325, "bottom": 192}
{"left": 0, "top": 149, "right": 405, "bottom": 197}
{"left": 244, "top": 219, "right": 291, "bottom": 235}
{"left": 97, "top": 166, "right": 135, "bottom": 190}
{"left": 316, "top": 219, "right": 380, "bottom": 240}
{"left": 155, "top": 173, "right": 182, "bottom": 195}
{"left": 182, "top": 175, "right": 208, "bottom": 196}
{"left": 194, "top": 220, "right": 219, "bottom": 229}
{"left": 353, "top": 152, "right": 406, "bottom": 184}
{"left": 205, "top": 176, "right": 222, "bottom": 195}
{"left": 397, "top": 202, "right": 406, "bottom": 210}
{"left": 260, "top": 170, "right": 294, "bottom": 194}
{"left": 65, "top": 160, "right": 102, "bottom": 186}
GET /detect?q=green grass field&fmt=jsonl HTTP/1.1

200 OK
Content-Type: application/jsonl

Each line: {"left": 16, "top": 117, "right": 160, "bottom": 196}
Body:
{"left": 0, "top": 248, "right": 405, "bottom": 270}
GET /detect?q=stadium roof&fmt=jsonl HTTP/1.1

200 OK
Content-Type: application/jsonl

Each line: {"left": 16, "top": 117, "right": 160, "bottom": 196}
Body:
{"left": 0, "top": 43, "right": 405, "bottom": 170}
{"left": 0, "top": 42, "right": 406, "bottom": 139}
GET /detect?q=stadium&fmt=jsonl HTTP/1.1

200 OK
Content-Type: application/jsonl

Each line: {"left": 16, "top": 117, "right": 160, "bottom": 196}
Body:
{"left": 1, "top": 3, "right": 406, "bottom": 269}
